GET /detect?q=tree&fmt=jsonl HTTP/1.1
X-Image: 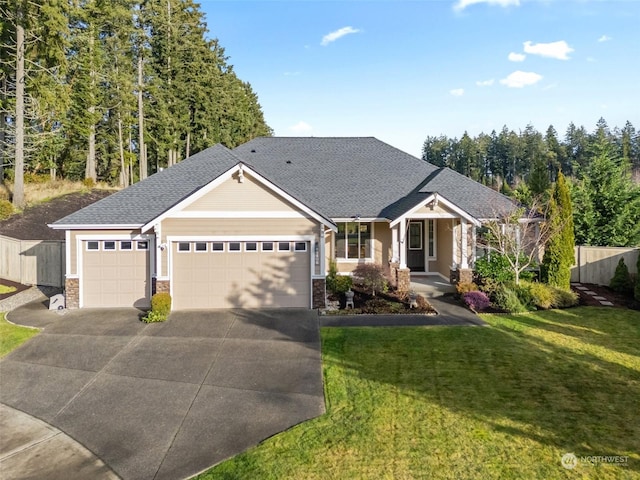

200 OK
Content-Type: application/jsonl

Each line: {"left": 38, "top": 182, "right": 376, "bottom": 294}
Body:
{"left": 541, "top": 172, "right": 575, "bottom": 289}
{"left": 635, "top": 253, "right": 640, "bottom": 302}
{"left": 477, "top": 199, "right": 554, "bottom": 284}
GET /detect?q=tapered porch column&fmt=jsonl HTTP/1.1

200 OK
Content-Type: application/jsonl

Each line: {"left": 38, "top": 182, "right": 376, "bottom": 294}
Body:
{"left": 391, "top": 224, "right": 399, "bottom": 263}
{"left": 451, "top": 219, "right": 458, "bottom": 270}
{"left": 399, "top": 218, "right": 407, "bottom": 269}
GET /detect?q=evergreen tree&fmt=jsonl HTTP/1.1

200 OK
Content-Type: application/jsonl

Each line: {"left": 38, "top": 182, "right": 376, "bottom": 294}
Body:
{"left": 541, "top": 172, "right": 574, "bottom": 289}
{"left": 635, "top": 252, "right": 640, "bottom": 301}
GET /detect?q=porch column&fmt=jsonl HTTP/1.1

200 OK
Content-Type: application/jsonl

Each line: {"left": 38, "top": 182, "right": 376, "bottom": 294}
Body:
{"left": 451, "top": 219, "right": 458, "bottom": 270}
{"left": 399, "top": 218, "right": 407, "bottom": 269}
{"left": 391, "top": 224, "right": 399, "bottom": 263}
{"left": 461, "top": 221, "right": 468, "bottom": 269}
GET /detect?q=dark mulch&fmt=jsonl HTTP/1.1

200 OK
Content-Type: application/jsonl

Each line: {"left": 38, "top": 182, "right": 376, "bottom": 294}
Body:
{"left": 0, "top": 190, "right": 116, "bottom": 240}
{"left": 573, "top": 283, "right": 640, "bottom": 310}
{"left": 0, "top": 278, "right": 30, "bottom": 300}
{"left": 328, "top": 286, "right": 437, "bottom": 315}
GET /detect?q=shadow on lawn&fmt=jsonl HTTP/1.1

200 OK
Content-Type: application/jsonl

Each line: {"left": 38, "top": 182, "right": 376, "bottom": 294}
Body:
{"left": 320, "top": 312, "right": 640, "bottom": 473}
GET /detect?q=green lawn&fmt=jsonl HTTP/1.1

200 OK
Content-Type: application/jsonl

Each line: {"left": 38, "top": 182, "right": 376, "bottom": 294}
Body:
{"left": 200, "top": 307, "right": 640, "bottom": 480}
{"left": 0, "top": 312, "right": 39, "bottom": 358}
{"left": 0, "top": 284, "right": 17, "bottom": 294}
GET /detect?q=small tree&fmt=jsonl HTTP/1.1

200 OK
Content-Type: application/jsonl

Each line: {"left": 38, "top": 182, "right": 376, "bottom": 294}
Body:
{"left": 610, "top": 258, "right": 633, "bottom": 294}
{"left": 477, "top": 199, "right": 555, "bottom": 285}
{"left": 352, "top": 263, "right": 388, "bottom": 296}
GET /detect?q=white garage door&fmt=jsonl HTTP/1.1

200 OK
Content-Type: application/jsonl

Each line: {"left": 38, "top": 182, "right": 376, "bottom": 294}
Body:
{"left": 172, "top": 240, "right": 310, "bottom": 309}
{"left": 82, "top": 240, "right": 151, "bottom": 308}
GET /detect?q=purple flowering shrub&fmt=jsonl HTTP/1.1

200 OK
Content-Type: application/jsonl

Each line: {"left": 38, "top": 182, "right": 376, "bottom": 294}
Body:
{"left": 462, "top": 291, "right": 490, "bottom": 311}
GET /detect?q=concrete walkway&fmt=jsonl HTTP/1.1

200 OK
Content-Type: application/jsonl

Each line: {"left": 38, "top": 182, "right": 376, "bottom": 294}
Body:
{"left": 1, "top": 305, "right": 324, "bottom": 480}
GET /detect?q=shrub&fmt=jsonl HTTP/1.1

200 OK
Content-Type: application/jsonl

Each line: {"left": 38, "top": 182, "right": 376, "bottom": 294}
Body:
{"left": 513, "top": 283, "right": 535, "bottom": 310}
{"left": 352, "top": 263, "right": 388, "bottom": 296}
{"left": 493, "top": 285, "right": 528, "bottom": 313}
{"left": 527, "top": 282, "right": 555, "bottom": 310}
{"left": 609, "top": 258, "right": 634, "bottom": 294}
{"left": 456, "top": 281, "right": 478, "bottom": 296}
{"left": 362, "top": 298, "right": 389, "bottom": 314}
{"left": 462, "top": 291, "right": 490, "bottom": 311}
{"left": 475, "top": 254, "right": 534, "bottom": 284}
{"left": 636, "top": 254, "right": 640, "bottom": 301}
{"left": 82, "top": 177, "right": 96, "bottom": 189}
{"left": 143, "top": 292, "right": 172, "bottom": 322}
{"left": 326, "top": 262, "right": 353, "bottom": 296}
{"left": 479, "top": 278, "right": 502, "bottom": 301}
{"left": 550, "top": 287, "right": 579, "bottom": 308}
{"left": 0, "top": 199, "right": 14, "bottom": 220}
{"left": 24, "top": 172, "right": 50, "bottom": 184}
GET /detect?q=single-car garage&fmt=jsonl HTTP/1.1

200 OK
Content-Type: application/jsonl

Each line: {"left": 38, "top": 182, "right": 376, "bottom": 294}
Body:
{"left": 171, "top": 240, "right": 310, "bottom": 309}
{"left": 81, "top": 239, "right": 151, "bottom": 308}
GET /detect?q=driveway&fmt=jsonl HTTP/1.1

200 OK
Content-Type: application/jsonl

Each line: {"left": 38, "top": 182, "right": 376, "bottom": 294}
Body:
{"left": 0, "top": 305, "right": 324, "bottom": 480}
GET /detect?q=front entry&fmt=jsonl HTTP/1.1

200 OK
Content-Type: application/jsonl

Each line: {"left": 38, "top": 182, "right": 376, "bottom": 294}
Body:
{"left": 407, "top": 221, "right": 425, "bottom": 271}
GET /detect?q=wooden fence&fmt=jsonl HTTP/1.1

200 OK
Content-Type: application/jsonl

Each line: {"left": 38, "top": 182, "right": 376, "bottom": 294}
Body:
{"left": 571, "top": 246, "right": 639, "bottom": 285}
{"left": 0, "top": 235, "right": 65, "bottom": 287}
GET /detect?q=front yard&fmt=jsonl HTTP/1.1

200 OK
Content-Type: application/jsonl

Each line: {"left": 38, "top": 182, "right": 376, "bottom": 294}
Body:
{"left": 0, "top": 313, "right": 39, "bottom": 358}
{"left": 200, "top": 307, "right": 640, "bottom": 479}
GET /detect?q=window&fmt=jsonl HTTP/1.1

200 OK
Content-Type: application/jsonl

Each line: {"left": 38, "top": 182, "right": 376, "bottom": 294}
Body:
{"left": 211, "top": 242, "right": 224, "bottom": 252}
{"left": 87, "top": 241, "right": 99, "bottom": 251}
{"left": 278, "top": 241, "right": 291, "bottom": 252}
{"left": 195, "top": 242, "right": 207, "bottom": 252}
{"left": 103, "top": 241, "right": 116, "bottom": 251}
{"left": 427, "top": 220, "right": 435, "bottom": 258}
{"left": 245, "top": 242, "right": 258, "bottom": 251}
{"left": 409, "top": 222, "right": 422, "bottom": 250}
{"left": 262, "top": 242, "right": 274, "bottom": 251}
{"left": 120, "top": 241, "right": 132, "bottom": 250}
{"left": 335, "top": 222, "right": 371, "bottom": 259}
{"left": 229, "top": 242, "right": 241, "bottom": 252}
{"left": 178, "top": 242, "right": 190, "bottom": 252}
{"left": 137, "top": 241, "right": 149, "bottom": 250}
{"left": 294, "top": 242, "right": 307, "bottom": 252}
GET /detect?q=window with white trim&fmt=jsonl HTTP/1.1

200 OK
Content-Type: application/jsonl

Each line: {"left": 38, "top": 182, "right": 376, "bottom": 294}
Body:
{"left": 262, "top": 242, "right": 274, "bottom": 251}
{"left": 178, "top": 242, "right": 190, "bottom": 252}
{"left": 294, "top": 242, "right": 307, "bottom": 252}
{"left": 120, "top": 241, "right": 132, "bottom": 250}
{"left": 335, "top": 222, "right": 371, "bottom": 259}
{"left": 427, "top": 219, "right": 435, "bottom": 258}
{"left": 245, "top": 242, "right": 258, "bottom": 252}
{"left": 278, "top": 241, "right": 291, "bottom": 252}
{"left": 137, "top": 241, "right": 149, "bottom": 250}
{"left": 229, "top": 242, "right": 241, "bottom": 252}
{"left": 212, "top": 242, "right": 224, "bottom": 252}
{"left": 409, "top": 222, "right": 422, "bottom": 250}
{"left": 87, "top": 241, "right": 99, "bottom": 251}
{"left": 104, "top": 241, "right": 116, "bottom": 251}
{"left": 195, "top": 242, "right": 207, "bottom": 252}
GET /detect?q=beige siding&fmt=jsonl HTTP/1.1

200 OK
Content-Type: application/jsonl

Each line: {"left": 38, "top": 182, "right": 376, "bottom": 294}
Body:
{"left": 183, "top": 174, "right": 303, "bottom": 213}
{"left": 161, "top": 218, "right": 318, "bottom": 238}
{"left": 434, "top": 219, "right": 454, "bottom": 277}
{"left": 374, "top": 222, "right": 392, "bottom": 266}
{"left": 69, "top": 229, "right": 141, "bottom": 275}
{"left": 413, "top": 203, "right": 457, "bottom": 216}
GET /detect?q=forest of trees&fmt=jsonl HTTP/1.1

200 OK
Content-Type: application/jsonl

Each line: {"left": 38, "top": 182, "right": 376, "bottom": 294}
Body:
{"left": 1, "top": 0, "right": 272, "bottom": 207}
{"left": 422, "top": 118, "right": 640, "bottom": 247}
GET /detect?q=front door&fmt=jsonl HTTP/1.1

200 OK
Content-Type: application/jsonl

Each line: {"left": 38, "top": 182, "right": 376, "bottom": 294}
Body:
{"left": 407, "top": 221, "right": 425, "bottom": 271}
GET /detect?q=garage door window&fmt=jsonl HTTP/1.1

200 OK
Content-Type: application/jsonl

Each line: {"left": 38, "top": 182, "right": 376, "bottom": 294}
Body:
{"left": 262, "top": 242, "right": 274, "bottom": 251}
{"left": 212, "top": 242, "right": 224, "bottom": 252}
{"left": 245, "top": 242, "right": 258, "bottom": 252}
{"left": 137, "top": 241, "right": 149, "bottom": 250}
{"left": 229, "top": 242, "right": 241, "bottom": 252}
{"left": 178, "top": 242, "right": 190, "bottom": 252}
{"left": 195, "top": 242, "right": 207, "bottom": 252}
{"left": 86, "top": 241, "right": 99, "bottom": 251}
{"left": 278, "top": 242, "right": 291, "bottom": 252}
{"left": 120, "top": 241, "right": 132, "bottom": 250}
{"left": 104, "top": 241, "right": 116, "bottom": 251}
{"left": 294, "top": 242, "right": 307, "bottom": 252}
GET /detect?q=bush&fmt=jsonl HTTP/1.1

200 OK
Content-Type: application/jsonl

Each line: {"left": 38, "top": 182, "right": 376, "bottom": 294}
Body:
{"left": 493, "top": 285, "right": 528, "bottom": 313}
{"left": 0, "top": 199, "right": 14, "bottom": 220}
{"left": 479, "top": 278, "right": 502, "bottom": 301}
{"left": 143, "top": 292, "right": 172, "bottom": 323}
{"left": 527, "top": 282, "right": 555, "bottom": 310}
{"left": 550, "top": 287, "right": 579, "bottom": 308}
{"left": 352, "top": 263, "right": 388, "bottom": 296}
{"left": 610, "top": 258, "right": 634, "bottom": 294}
{"left": 456, "top": 281, "right": 478, "bottom": 296}
{"left": 474, "top": 254, "right": 534, "bottom": 284}
{"left": 82, "top": 177, "right": 96, "bottom": 189}
{"left": 326, "top": 261, "right": 353, "bottom": 296}
{"left": 462, "top": 291, "right": 490, "bottom": 311}
{"left": 513, "top": 283, "right": 535, "bottom": 310}
{"left": 636, "top": 254, "right": 640, "bottom": 301}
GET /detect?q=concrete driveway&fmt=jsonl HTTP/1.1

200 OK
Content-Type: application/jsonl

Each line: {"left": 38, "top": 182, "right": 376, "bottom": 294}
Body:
{"left": 0, "top": 305, "right": 324, "bottom": 480}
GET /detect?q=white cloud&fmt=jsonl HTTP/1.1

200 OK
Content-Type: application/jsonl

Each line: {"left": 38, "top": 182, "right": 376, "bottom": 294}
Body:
{"left": 289, "top": 121, "right": 313, "bottom": 133}
{"left": 321, "top": 26, "right": 361, "bottom": 46}
{"left": 499, "top": 70, "right": 543, "bottom": 88}
{"left": 476, "top": 79, "right": 494, "bottom": 87}
{"left": 450, "top": 88, "right": 465, "bottom": 96}
{"left": 598, "top": 35, "right": 611, "bottom": 43}
{"left": 508, "top": 52, "right": 526, "bottom": 62}
{"left": 454, "top": 0, "right": 519, "bottom": 11}
{"left": 523, "top": 40, "right": 574, "bottom": 60}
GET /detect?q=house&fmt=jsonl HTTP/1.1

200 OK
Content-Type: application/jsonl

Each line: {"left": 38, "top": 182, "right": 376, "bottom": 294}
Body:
{"left": 50, "top": 137, "right": 516, "bottom": 310}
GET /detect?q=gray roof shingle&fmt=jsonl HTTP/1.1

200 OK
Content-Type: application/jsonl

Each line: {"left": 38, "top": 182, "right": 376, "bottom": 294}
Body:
{"left": 53, "top": 137, "right": 517, "bottom": 227}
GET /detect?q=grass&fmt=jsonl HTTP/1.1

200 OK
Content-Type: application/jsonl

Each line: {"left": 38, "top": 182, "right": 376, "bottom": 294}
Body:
{"left": 200, "top": 307, "right": 640, "bottom": 479}
{"left": 0, "top": 312, "right": 39, "bottom": 358}
{"left": 0, "top": 285, "right": 17, "bottom": 294}
{"left": 0, "top": 179, "right": 116, "bottom": 208}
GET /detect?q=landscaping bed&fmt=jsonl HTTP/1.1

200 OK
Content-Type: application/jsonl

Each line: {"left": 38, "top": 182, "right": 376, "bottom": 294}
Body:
{"left": 0, "top": 279, "right": 29, "bottom": 301}
{"left": 324, "top": 286, "right": 436, "bottom": 315}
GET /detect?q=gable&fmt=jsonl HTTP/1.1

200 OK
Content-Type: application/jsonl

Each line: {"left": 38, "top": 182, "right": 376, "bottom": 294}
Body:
{"left": 182, "top": 172, "right": 303, "bottom": 214}
{"left": 412, "top": 201, "right": 457, "bottom": 216}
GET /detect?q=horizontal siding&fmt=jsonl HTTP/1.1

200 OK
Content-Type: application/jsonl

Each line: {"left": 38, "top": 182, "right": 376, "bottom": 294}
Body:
{"left": 183, "top": 174, "right": 303, "bottom": 212}
{"left": 161, "top": 218, "right": 318, "bottom": 238}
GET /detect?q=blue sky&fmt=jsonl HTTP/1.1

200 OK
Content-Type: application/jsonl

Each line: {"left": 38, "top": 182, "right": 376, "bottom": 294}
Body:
{"left": 200, "top": 0, "right": 639, "bottom": 157}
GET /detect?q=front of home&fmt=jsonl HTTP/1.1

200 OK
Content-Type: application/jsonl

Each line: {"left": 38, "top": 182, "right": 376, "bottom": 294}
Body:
{"left": 50, "top": 137, "right": 516, "bottom": 310}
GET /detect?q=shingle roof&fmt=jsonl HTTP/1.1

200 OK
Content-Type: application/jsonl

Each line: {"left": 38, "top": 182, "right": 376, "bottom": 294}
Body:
{"left": 53, "top": 137, "right": 517, "bottom": 227}
{"left": 52, "top": 144, "right": 241, "bottom": 226}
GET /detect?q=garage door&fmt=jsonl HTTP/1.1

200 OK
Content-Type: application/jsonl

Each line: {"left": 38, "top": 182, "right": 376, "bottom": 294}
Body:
{"left": 172, "top": 240, "right": 310, "bottom": 309}
{"left": 82, "top": 240, "right": 151, "bottom": 308}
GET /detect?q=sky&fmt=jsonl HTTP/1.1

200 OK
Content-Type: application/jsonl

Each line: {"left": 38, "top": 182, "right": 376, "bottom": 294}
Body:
{"left": 199, "top": 0, "right": 640, "bottom": 157}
